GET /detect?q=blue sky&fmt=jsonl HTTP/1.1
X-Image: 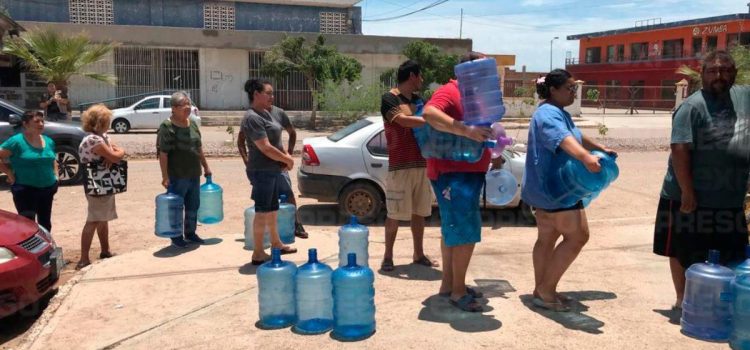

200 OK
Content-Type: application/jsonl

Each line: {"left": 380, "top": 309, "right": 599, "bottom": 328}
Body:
{"left": 359, "top": 0, "right": 748, "bottom": 72}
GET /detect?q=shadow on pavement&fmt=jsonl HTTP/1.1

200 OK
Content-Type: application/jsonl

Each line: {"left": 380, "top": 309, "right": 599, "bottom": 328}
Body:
{"left": 238, "top": 262, "right": 259, "bottom": 275}
{"left": 298, "top": 204, "right": 534, "bottom": 228}
{"left": 518, "top": 290, "right": 617, "bottom": 334}
{"left": 152, "top": 244, "right": 199, "bottom": 258}
{"left": 474, "top": 279, "right": 517, "bottom": 299}
{"left": 653, "top": 306, "right": 681, "bottom": 325}
{"left": 418, "top": 295, "right": 502, "bottom": 333}
{"left": 200, "top": 237, "right": 223, "bottom": 245}
{"left": 0, "top": 289, "right": 57, "bottom": 345}
{"left": 377, "top": 263, "right": 441, "bottom": 281}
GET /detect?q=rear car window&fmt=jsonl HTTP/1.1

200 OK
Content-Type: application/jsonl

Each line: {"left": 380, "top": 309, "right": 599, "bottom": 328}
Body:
{"left": 327, "top": 119, "right": 372, "bottom": 142}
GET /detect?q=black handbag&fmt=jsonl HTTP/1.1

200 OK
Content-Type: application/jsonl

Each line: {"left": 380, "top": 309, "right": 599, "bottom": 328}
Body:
{"left": 83, "top": 160, "right": 128, "bottom": 196}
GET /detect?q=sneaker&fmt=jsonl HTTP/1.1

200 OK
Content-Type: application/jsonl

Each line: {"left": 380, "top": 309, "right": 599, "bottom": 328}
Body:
{"left": 184, "top": 233, "right": 206, "bottom": 244}
{"left": 171, "top": 237, "right": 188, "bottom": 248}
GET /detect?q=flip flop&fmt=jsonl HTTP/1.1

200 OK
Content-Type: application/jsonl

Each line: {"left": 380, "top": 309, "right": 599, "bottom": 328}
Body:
{"left": 557, "top": 293, "right": 575, "bottom": 304}
{"left": 278, "top": 246, "right": 297, "bottom": 255}
{"left": 380, "top": 258, "right": 394, "bottom": 272}
{"left": 449, "top": 294, "right": 483, "bottom": 312}
{"left": 532, "top": 297, "right": 571, "bottom": 312}
{"left": 251, "top": 257, "right": 271, "bottom": 266}
{"left": 439, "top": 287, "right": 484, "bottom": 299}
{"left": 412, "top": 255, "right": 439, "bottom": 267}
{"left": 99, "top": 252, "right": 115, "bottom": 259}
{"left": 75, "top": 261, "right": 91, "bottom": 270}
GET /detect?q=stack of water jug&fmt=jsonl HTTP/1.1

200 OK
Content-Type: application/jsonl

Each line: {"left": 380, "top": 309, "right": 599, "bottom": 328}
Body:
{"left": 243, "top": 194, "right": 296, "bottom": 250}
{"left": 256, "top": 216, "right": 376, "bottom": 342}
{"left": 155, "top": 175, "right": 224, "bottom": 238}
{"left": 679, "top": 247, "right": 750, "bottom": 349}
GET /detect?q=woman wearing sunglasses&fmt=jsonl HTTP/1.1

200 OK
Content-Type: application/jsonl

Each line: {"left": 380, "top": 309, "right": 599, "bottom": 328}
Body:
{"left": 521, "top": 69, "right": 616, "bottom": 312}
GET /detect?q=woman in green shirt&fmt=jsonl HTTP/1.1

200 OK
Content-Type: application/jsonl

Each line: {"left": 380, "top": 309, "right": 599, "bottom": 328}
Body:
{"left": 0, "top": 111, "right": 59, "bottom": 231}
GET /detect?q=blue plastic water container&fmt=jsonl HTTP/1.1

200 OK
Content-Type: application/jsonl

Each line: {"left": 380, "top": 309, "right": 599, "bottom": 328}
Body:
{"left": 294, "top": 248, "right": 334, "bottom": 335}
{"left": 338, "top": 216, "right": 369, "bottom": 267}
{"left": 257, "top": 248, "right": 297, "bottom": 329}
{"left": 155, "top": 188, "right": 184, "bottom": 238}
{"left": 682, "top": 250, "right": 734, "bottom": 341}
{"left": 198, "top": 175, "right": 223, "bottom": 224}
{"left": 734, "top": 246, "right": 750, "bottom": 277}
{"left": 278, "top": 194, "right": 296, "bottom": 245}
{"left": 732, "top": 273, "right": 750, "bottom": 349}
{"left": 332, "top": 253, "right": 376, "bottom": 341}
{"left": 454, "top": 57, "right": 505, "bottom": 126}
{"left": 547, "top": 150, "right": 619, "bottom": 207}
{"left": 244, "top": 206, "right": 271, "bottom": 250}
{"left": 485, "top": 169, "right": 518, "bottom": 206}
{"left": 412, "top": 123, "right": 493, "bottom": 163}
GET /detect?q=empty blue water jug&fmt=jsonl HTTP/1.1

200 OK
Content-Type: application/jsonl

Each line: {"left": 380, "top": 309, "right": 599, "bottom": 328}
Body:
{"left": 332, "top": 253, "right": 376, "bottom": 341}
{"left": 412, "top": 123, "right": 493, "bottom": 163}
{"left": 198, "top": 175, "right": 223, "bottom": 224}
{"left": 682, "top": 250, "right": 734, "bottom": 341}
{"left": 415, "top": 98, "right": 424, "bottom": 116}
{"left": 278, "top": 194, "right": 296, "bottom": 245}
{"left": 155, "top": 188, "right": 184, "bottom": 238}
{"left": 257, "top": 248, "right": 297, "bottom": 329}
{"left": 454, "top": 57, "right": 505, "bottom": 126}
{"left": 547, "top": 150, "right": 619, "bottom": 207}
{"left": 294, "top": 249, "right": 334, "bottom": 335}
{"left": 734, "top": 246, "right": 750, "bottom": 277}
{"left": 339, "top": 216, "right": 369, "bottom": 267}
{"left": 244, "top": 206, "right": 271, "bottom": 250}
{"left": 485, "top": 169, "right": 518, "bottom": 206}
{"left": 732, "top": 273, "right": 750, "bottom": 349}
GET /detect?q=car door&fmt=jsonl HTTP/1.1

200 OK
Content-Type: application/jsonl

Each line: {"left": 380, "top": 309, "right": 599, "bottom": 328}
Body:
{"left": 0, "top": 104, "right": 19, "bottom": 143}
{"left": 131, "top": 97, "right": 162, "bottom": 129}
{"left": 159, "top": 97, "right": 173, "bottom": 126}
{"left": 362, "top": 129, "right": 388, "bottom": 189}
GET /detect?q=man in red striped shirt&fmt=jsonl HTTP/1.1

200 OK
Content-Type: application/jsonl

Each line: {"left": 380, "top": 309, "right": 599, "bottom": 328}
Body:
{"left": 379, "top": 60, "right": 438, "bottom": 272}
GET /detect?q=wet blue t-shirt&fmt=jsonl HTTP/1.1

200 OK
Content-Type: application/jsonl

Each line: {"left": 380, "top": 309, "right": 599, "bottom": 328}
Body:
{"left": 521, "top": 103, "right": 583, "bottom": 210}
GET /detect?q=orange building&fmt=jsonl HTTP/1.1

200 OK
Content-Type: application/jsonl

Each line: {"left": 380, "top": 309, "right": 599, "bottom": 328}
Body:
{"left": 566, "top": 11, "right": 749, "bottom": 106}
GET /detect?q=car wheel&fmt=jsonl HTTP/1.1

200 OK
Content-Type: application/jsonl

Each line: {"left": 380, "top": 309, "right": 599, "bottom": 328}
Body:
{"left": 520, "top": 202, "right": 537, "bottom": 225}
{"left": 112, "top": 118, "right": 130, "bottom": 133}
{"left": 56, "top": 145, "right": 83, "bottom": 186}
{"left": 339, "top": 182, "right": 383, "bottom": 224}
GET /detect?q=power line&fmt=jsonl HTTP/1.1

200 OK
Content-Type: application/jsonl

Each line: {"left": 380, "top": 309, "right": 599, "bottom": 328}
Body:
{"left": 362, "top": 0, "right": 450, "bottom": 22}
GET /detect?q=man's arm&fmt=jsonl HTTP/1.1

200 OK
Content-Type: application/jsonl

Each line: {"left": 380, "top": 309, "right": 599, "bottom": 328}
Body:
{"left": 199, "top": 147, "right": 211, "bottom": 176}
{"left": 671, "top": 143, "right": 696, "bottom": 213}
{"left": 423, "top": 105, "right": 491, "bottom": 142}
{"left": 159, "top": 152, "right": 169, "bottom": 188}
{"left": 391, "top": 113, "right": 426, "bottom": 129}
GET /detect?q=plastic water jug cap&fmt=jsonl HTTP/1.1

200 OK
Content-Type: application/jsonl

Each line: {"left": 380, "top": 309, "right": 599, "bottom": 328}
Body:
{"left": 308, "top": 248, "right": 318, "bottom": 263}
{"left": 280, "top": 194, "right": 287, "bottom": 203}
{"left": 347, "top": 253, "right": 357, "bottom": 267}
{"left": 708, "top": 249, "right": 720, "bottom": 264}
{"left": 271, "top": 248, "right": 282, "bottom": 264}
{"left": 349, "top": 215, "right": 359, "bottom": 225}
{"left": 205, "top": 175, "right": 212, "bottom": 183}
{"left": 483, "top": 140, "right": 497, "bottom": 148}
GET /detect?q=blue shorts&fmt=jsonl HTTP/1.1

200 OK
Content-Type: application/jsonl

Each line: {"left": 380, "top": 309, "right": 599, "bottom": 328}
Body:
{"left": 431, "top": 172, "right": 484, "bottom": 247}
{"left": 245, "top": 170, "right": 287, "bottom": 213}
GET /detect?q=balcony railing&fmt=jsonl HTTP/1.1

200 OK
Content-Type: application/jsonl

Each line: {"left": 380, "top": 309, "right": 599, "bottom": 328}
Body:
{"left": 566, "top": 56, "right": 699, "bottom": 66}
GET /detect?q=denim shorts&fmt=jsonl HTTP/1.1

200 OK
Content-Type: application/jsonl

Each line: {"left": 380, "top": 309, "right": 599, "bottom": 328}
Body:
{"left": 246, "top": 170, "right": 293, "bottom": 212}
{"left": 431, "top": 172, "right": 485, "bottom": 247}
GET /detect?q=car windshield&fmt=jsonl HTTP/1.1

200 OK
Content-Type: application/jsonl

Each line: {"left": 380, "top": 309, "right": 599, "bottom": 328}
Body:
{"left": 327, "top": 119, "right": 373, "bottom": 142}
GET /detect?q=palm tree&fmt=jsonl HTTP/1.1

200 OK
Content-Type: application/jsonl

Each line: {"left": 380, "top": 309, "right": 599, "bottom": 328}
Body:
{"left": 676, "top": 45, "right": 750, "bottom": 91}
{"left": 3, "top": 29, "right": 117, "bottom": 89}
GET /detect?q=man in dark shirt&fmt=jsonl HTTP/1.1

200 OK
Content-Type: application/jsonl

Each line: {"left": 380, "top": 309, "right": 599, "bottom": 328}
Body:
{"left": 39, "top": 82, "right": 68, "bottom": 121}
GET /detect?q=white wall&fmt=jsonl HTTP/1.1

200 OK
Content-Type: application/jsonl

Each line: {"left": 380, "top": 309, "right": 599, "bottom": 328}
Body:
{"left": 67, "top": 52, "right": 116, "bottom": 109}
{"left": 199, "top": 48, "right": 250, "bottom": 110}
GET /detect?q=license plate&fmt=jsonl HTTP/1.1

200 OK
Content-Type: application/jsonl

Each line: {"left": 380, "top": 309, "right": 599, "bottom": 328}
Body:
{"left": 50, "top": 247, "right": 64, "bottom": 281}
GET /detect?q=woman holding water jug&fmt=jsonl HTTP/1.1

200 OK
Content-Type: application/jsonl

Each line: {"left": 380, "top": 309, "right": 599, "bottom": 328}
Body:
{"left": 521, "top": 69, "right": 616, "bottom": 312}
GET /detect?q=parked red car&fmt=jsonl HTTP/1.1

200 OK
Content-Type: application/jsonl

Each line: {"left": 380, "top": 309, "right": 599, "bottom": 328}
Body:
{"left": 0, "top": 209, "right": 62, "bottom": 318}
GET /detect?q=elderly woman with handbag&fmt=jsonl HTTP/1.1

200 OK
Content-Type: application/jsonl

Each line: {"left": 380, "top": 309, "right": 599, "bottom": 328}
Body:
{"left": 76, "top": 104, "right": 126, "bottom": 270}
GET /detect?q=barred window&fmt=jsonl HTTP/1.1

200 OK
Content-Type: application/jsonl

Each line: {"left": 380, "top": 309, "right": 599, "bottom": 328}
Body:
{"left": 69, "top": 0, "right": 114, "bottom": 25}
{"left": 320, "top": 12, "right": 348, "bottom": 34}
{"left": 204, "top": 2, "right": 235, "bottom": 30}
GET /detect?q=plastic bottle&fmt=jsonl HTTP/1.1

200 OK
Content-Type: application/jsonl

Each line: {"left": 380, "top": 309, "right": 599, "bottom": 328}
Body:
{"left": 244, "top": 206, "right": 271, "bottom": 250}
{"left": 734, "top": 245, "right": 750, "bottom": 277}
{"left": 681, "top": 250, "right": 734, "bottom": 341}
{"left": 454, "top": 57, "right": 506, "bottom": 126}
{"left": 490, "top": 122, "right": 513, "bottom": 159}
{"left": 198, "top": 175, "right": 223, "bottom": 224}
{"left": 155, "top": 188, "right": 184, "bottom": 238}
{"left": 412, "top": 123, "right": 493, "bottom": 163}
{"left": 278, "top": 194, "right": 296, "bottom": 245}
{"left": 332, "top": 253, "right": 376, "bottom": 341}
{"left": 547, "top": 150, "right": 619, "bottom": 207}
{"left": 338, "top": 216, "right": 369, "bottom": 267}
{"left": 294, "top": 249, "right": 334, "bottom": 335}
{"left": 257, "top": 248, "right": 297, "bottom": 329}
{"left": 485, "top": 169, "right": 518, "bottom": 206}
{"left": 732, "top": 273, "right": 750, "bottom": 349}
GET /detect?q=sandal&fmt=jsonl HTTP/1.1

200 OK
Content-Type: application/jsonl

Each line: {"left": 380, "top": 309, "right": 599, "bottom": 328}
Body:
{"left": 449, "top": 294, "right": 483, "bottom": 312}
{"left": 412, "top": 255, "right": 439, "bottom": 267}
{"left": 99, "top": 252, "right": 115, "bottom": 259}
{"left": 75, "top": 261, "right": 91, "bottom": 270}
{"left": 279, "top": 246, "right": 297, "bottom": 255}
{"left": 532, "top": 296, "right": 571, "bottom": 312}
{"left": 439, "top": 287, "right": 484, "bottom": 299}
{"left": 380, "top": 258, "right": 394, "bottom": 272}
{"left": 557, "top": 293, "right": 575, "bottom": 304}
{"left": 251, "top": 256, "right": 271, "bottom": 266}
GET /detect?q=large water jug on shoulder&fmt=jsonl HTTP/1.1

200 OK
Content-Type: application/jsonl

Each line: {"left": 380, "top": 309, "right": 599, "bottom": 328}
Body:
{"left": 332, "top": 253, "right": 376, "bottom": 341}
{"left": 155, "top": 187, "right": 184, "bottom": 238}
{"left": 257, "top": 248, "right": 297, "bottom": 329}
{"left": 294, "top": 248, "right": 334, "bottom": 335}
{"left": 338, "top": 216, "right": 369, "bottom": 267}
{"left": 454, "top": 57, "right": 505, "bottom": 126}
{"left": 682, "top": 250, "right": 734, "bottom": 341}
{"left": 198, "top": 175, "right": 223, "bottom": 224}
{"left": 244, "top": 205, "right": 271, "bottom": 250}
{"left": 278, "top": 194, "right": 296, "bottom": 245}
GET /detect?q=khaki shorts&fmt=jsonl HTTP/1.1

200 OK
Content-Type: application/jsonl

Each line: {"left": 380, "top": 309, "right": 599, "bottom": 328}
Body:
{"left": 385, "top": 168, "right": 433, "bottom": 221}
{"left": 86, "top": 194, "right": 118, "bottom": 222}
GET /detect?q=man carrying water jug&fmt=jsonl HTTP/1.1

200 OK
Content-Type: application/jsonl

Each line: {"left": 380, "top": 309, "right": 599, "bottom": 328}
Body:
{"left": 379, "top": 60, "right": 439, "bottom": 272}
{"left": 653, "top": 51, "right": 750, "bottom": 312}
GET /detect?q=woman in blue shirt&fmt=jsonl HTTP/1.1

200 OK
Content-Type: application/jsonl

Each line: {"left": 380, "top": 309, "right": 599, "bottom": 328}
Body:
{"left": 522, "top": 69, "right": 615, "bottom": 312}
{"left": 0, "top": 111, "right": 58, "bottom": 231}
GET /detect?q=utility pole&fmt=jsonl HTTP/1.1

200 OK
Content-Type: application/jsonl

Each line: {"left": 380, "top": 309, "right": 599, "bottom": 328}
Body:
{"left": 459, "top": 8, "right": 463, "bottom": 39}
{"left": 550, "top": 36, "right": 559, "bottom": 72}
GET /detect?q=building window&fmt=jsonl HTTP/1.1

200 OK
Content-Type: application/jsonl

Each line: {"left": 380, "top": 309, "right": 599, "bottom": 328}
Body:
{"left": 661, "top": 80, "right": 678, "bottom": 100}
{"left": 707, "top": 36, "right": 718, "bottom": 52}
{"left": 248, "top": 51, "right": 313, "bottom": 110}
{"left": 320, "top": 12, "right": 348, "bottom": 34}
{"left": 585, "top": 47, "right": 601, "bottom": 64}
{"left": 629, "top": 80, "right": 645, "bottom": 100}
{"left": 204, "top": 2, "right": 235, "bottom": 30}
{"left": 662, "top": 39, "right": 684, "bottom": 59}
{"left": 630, "top": 42, "right": 649, "bottom": 61}
{"left": 605, "top": 80, "right": 621, "bottom": 101}
{"left": 692, "top": 37, "right": 703, "bottom": 58}
{"left": 727, "top": 33, "right": 750, "bottom": 49}
{"left": 606, "top": 45, "right": 624, "bottom": 62}
{"left": 69, "top": 0, "right": 114, "bottom": 25}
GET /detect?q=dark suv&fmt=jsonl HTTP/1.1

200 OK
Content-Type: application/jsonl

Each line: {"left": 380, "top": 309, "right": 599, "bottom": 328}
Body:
{"left": 0, "top": 99, "right": 85, "bottom": 185}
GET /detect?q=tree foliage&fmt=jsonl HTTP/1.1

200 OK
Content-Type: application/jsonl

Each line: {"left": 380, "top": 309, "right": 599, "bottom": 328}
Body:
{"left": 676, "top": 45, "right": 750, "bottom": 90}
{"left": 381, "top": 40, "right": 458, "bottom": 96}
{"left": 261, "top": 35, "right": 362, "bottom": 129}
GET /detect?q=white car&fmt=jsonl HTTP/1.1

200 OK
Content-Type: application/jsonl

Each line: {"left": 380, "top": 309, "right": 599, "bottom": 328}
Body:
{"left": 297, "top": 116, "right": 536, "bottom": 224}
{"left": 110, "top": 95, "right": 200, "bottom": 133}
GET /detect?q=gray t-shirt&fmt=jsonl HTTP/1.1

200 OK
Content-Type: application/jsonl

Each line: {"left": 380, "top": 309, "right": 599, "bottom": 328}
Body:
{"left": 661, "top": 86, "right": 750, "bottom": 208}
{"left": 241, "top": 106, "right": 291, "bottom": 172}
